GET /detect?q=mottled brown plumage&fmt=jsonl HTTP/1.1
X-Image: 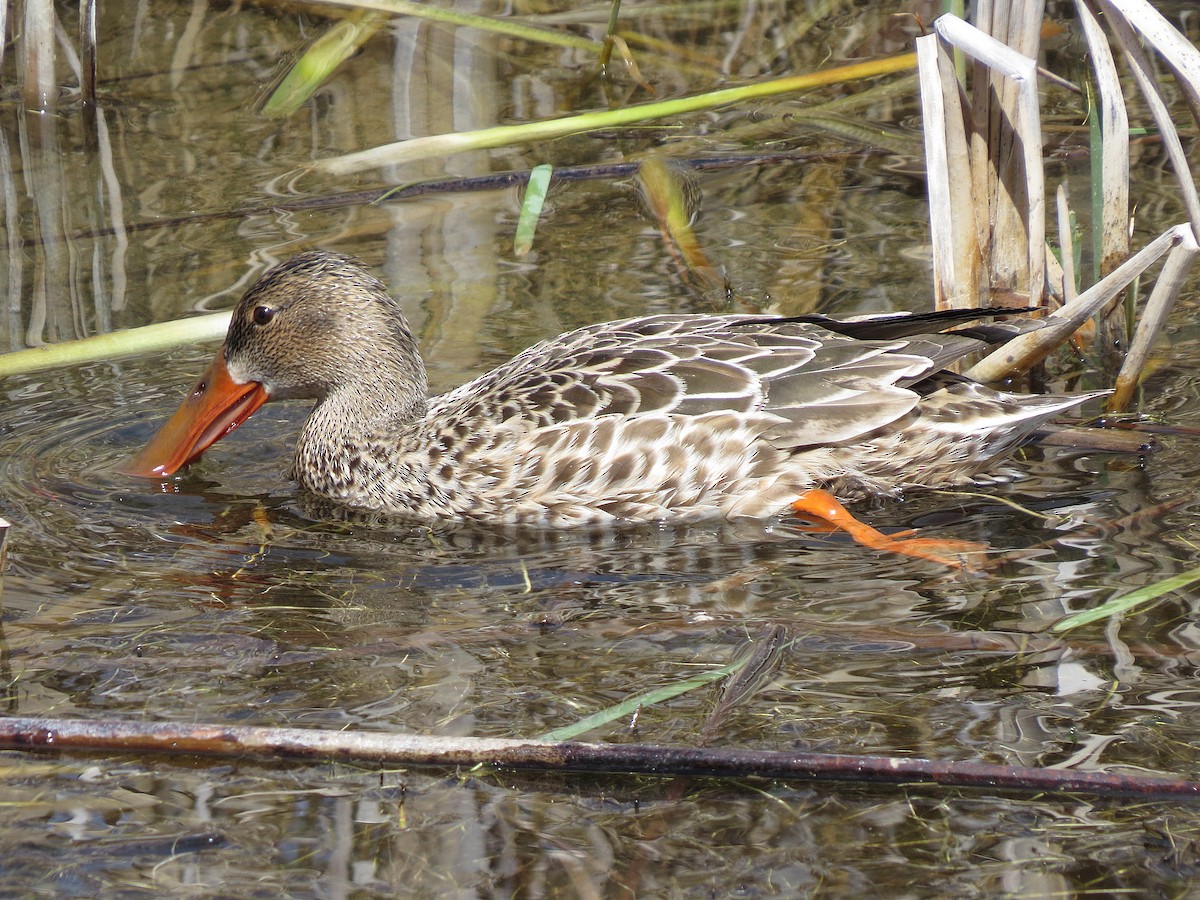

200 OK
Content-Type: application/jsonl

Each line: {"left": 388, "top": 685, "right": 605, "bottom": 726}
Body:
{"left": 128, "top": 251, "right": 1100, "bottom": 553}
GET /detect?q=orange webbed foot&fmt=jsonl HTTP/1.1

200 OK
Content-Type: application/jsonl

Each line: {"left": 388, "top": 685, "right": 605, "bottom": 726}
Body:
{"left": 790, "top": 489, "right": 986, "bottom": 569}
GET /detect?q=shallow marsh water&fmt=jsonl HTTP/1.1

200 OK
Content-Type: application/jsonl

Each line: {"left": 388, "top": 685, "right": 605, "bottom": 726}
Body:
{"left": 2, "top": 0, "right": 1200, "bottom": 895}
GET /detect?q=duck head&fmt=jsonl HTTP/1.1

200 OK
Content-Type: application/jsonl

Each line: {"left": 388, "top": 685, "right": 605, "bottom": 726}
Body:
{"left": 124, "top": 250, "right": 427, "bottom": 477}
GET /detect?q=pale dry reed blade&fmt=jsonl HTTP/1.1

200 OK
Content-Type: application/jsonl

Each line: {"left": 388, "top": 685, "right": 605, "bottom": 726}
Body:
{"left": 1089, "top": 0, "right": 1200, "bottom": 408}
{"left": 1055, "top": 184, "right": 1077, "bottom": 305}
{"left": 1095, "top": 0, "right": 1200, "bottom": 234}
{"left": 21, "top": 0, "right": 57, "bottom": 110}
{"left": 1076, "top": 0, "right": 1132, "bottom": 371}
{"left": 966, "top": 3, "right": 1047, "bottom": 309}
{"left": 918, "top": 14, "right": 1046, "bottom": 311}
{"left": 1101, "top": 0, "right": 1200, "bottom": 119}
{"left": 0, "top": 515, "right": 8, "bottom": 607}
{"left": 916, "top": 33, "right": 976, "bottom": 309}
{"left": 1076, "top": 0, "right": 1130, "bottom": 282}
{"left": 1110, "top": 232, "right": 1200, "bottom": 409}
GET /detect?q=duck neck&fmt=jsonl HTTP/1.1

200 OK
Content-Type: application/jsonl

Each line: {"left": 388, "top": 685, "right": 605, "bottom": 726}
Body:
{"left": 293, "top": 358, "right": 429, "bottom": 495}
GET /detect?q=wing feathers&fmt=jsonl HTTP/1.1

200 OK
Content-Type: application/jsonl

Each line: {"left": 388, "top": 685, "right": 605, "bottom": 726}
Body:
{"left": 429, "top": 312, "right": 1039, "bottom": 451}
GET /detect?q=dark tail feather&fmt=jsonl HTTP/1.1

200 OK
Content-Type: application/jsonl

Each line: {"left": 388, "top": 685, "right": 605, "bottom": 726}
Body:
{"left": 745, "top": 307, "right": 1040, "bottom": 341}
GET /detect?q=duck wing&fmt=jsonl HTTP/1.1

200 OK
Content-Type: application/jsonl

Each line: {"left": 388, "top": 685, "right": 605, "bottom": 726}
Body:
{"left": 428, "top": 312, "right": 1012, "bottom": 448}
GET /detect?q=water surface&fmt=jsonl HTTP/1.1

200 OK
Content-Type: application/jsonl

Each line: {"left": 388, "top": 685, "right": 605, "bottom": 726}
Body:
{"left": 2, "top": 1, "right": 1200, "bottom": 895}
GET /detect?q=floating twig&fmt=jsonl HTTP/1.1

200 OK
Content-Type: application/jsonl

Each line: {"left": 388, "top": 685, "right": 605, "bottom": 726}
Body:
{"left": 1, "top": 715, "right": 1198, "bottom": 798}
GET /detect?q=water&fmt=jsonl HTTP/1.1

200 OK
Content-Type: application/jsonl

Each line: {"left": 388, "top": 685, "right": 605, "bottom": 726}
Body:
{"left": 2, "top": 0, "right": 1200, "bottom": 895}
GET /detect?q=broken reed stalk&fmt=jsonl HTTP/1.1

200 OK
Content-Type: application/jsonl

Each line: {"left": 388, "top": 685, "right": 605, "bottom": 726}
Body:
{"left": 2, "top": 715, "right": 1199, "bottom": 799}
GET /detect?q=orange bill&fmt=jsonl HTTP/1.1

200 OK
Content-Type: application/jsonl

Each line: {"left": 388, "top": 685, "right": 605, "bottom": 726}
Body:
{"left": 122, "top": 354, "right": 269, "bottom": 477}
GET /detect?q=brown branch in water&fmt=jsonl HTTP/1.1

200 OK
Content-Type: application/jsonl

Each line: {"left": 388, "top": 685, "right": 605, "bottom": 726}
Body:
{"left": 0, "top": 715, "right": 1197, "bottom": 799}
{"left": 1035, "top": 424, "right": 1154, "bottom": 453}
{"left": 59, "top": 150, "right": 881, "bottom": 245}
{"left": 1098, "top": 418, "right": 1200, "bottom": 439}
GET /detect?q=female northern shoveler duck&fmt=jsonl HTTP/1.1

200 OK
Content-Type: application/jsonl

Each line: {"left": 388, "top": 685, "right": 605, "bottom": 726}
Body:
{"left": 126, "top": 250, "right": 1098, "bottom": 566}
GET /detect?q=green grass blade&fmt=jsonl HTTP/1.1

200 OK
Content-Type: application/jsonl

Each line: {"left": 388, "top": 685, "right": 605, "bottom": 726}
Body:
{"left": 264, "top": 12, "right": 388, "bottom": 119}
{"left": 315, "top": 52, "right": 918, "bottom": 174}
{"left": 1052, "top": 563, "right": 1200, "bottom": 632}
{"left": 0, "top": 312, "right": 231, "bottom": 378}
{"left": 1087, "top": 81, "right": 1103, "bottom": 285}
{"left": 536, "top": 654, "right": 752, "bottom": 743}
{"left": 317, "top": 0, "right": 599, "bottom": 52}
{"left": 513, "top": 164, "right": 552, "bottom": 257}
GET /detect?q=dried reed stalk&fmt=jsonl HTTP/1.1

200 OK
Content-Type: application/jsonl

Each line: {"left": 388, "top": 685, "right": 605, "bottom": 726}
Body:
{"left": 918, "top": 1, "right": 1200, "bottom": 404}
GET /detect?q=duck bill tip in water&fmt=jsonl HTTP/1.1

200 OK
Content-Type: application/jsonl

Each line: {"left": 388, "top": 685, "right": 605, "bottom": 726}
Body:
{"left": 121, "top": 354, "right": 269, "bottom": 478}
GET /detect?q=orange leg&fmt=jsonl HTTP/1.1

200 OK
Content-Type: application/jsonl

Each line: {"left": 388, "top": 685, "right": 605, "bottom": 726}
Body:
{"left": 791, "top": 489, "right": 986, "bottom": 569}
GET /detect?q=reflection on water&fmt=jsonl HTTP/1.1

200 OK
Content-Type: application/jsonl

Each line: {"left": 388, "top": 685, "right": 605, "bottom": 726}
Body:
{"left": 2, "top": 0, "right": 1200, "bottom": 895}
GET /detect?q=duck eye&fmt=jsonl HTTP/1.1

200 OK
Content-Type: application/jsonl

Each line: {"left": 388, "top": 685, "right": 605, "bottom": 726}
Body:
{"left": 252, "top": 305, "right": 275, "bottom": 326}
